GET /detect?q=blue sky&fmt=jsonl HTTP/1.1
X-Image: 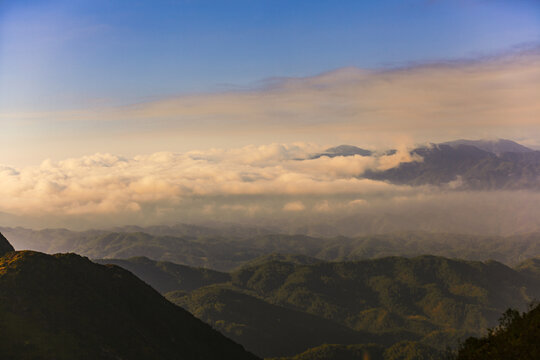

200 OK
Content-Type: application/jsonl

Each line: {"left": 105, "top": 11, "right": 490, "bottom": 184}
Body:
{"left": 0, "top": 0, "right": 539, "bottom": 167}
{"left": 1, "top": 0, "right": 539, "bottom": 111}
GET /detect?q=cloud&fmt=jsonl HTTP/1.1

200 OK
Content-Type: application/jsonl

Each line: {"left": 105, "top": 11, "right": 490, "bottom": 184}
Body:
{"left": 2, "top": 48, "right": 539, "bottom": 165}
{"left": 2, "top": 143, "right": 540, "bottom": 235}
{"left": 283, "top": 201, "right": 306, "bottom": 212}
{"left": 0, "top": 144, "right": 419, "bottom": 219}
{"left": 67, "top": 51, "right": 540, "bottom": 137}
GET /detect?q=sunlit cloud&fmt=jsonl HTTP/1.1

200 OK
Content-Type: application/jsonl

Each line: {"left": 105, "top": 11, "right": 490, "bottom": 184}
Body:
{"left": 283, "top": 201, "right": 306, "bottom": 212}
{"left": 2, "top": 142, "right": 540, "bottom": 236}
{"left": 0, "top": 144, "right": 417, "bottom": 217}
{"left": 2, "top": 49, "right": 539, "bottom": 166}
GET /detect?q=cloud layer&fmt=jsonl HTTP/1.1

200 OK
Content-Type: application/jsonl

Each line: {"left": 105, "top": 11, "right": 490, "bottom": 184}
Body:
{"left": 0, "top": 144, "right": 417, "bottom": 216}
{"left": 2, "top": 143, "right": 540, "bottom": 236}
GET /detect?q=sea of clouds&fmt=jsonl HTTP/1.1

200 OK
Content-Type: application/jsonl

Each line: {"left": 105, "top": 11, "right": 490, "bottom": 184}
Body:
{"left": 2, "top": 143, "right": 540, "bottom": 235}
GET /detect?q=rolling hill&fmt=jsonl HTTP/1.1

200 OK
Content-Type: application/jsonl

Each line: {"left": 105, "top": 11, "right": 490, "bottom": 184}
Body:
{"left": 98, "top": 252, "right": 540, "bottom": 358}
{"left": 0, "top": 233, "right": 258, "bottom": 360}
{"left": 167, "top": 285, "right": 395, "bottom": 357}
{"left": 4, "top": 226, "right": 540, "bottom": 271}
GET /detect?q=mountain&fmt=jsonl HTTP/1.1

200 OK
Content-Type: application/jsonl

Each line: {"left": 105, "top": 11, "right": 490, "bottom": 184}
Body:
{"left": 238, "top": 253, "right": 324, "bottom": 268}
{"left": 109, "top": 253, "right": 540, "bottom": 358}
{"left": 302, "top": 139, "right": 540, "bottom": 190}
{"left": 0, "top": 233, "right": 258, "bottom": 360}
{"left": 268, "top": 344, "right": 386, "bottom": 360}
{"left": 442, "top": 139, "right": 534, "bottom": 155}
{"left": 269, "top": 342, "right": 450, "bottom": 360}
{"left": 0, "top": 231, "right": 14, "bottom": 255}
{"left": 515, "top": 257, "right": 540, "bottom": 278}
{"left": 4, "top": 227, "right": 540, "bottom": 270}
{"left": 110, "top": 222, "right": 275, "bottom": 238}
{"left": 457, "top": 303, "right": 540, "bottom": 359}
{"left": 228, "top": 256, "right": 540, "bottom": 348}
{"left": 309, "top": 145, "right": 372, "bottom": 159}
{"left": 94, "top": 256, "right": 230, "bottom": 293}
{"left": 365, "top": 142, "right": 540, "bottom": 189}
{"left": 167, "top": 285, "right": 399, "bottom": 357}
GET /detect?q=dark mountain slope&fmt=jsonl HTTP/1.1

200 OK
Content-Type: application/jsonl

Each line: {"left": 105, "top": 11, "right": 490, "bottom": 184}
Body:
{"left": 230, "top": 256, "right": 540, "bottom": 343}
{"left": 0, "top": 239, "right": 258, "bottom": 359}
{"left": 0, "top": 231, "right": 14, "bottom": 255}
{"left": 442, "top": 139, "right": 533, "bottom": 155}
{"left": 516, "top": 257, "right": 540, "bottom": 278}
{"left": 268, "top": 343, "right": 385, "bottom": 360}
{"left": 167, "top": 285, "right": 410, "bottom": 358}
{"left": 364, "top": 143, "right": 540, "bottom": 189}
{"left": 87, "top": 252, "right": 540, "bottom": 358}
{"left": 269, "top": 341, "right": 449, "bottom": 360}
{"left": 94, "top": 256, "right": 230, "bottom": 293}
{"left": 310, "top": 145, "right": 372, "bottom": 159}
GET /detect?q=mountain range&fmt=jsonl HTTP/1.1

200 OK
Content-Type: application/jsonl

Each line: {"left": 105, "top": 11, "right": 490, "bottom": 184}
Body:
{"left": 362, "top": 139, "right": 540, "bottom": 190}
{"left": 2, "top": 226, "right": 539, "bottom": 359}
{"left": 96, "top": 252, "right": 540, "bottom": 358}
{"left": 0, "top": 233, "right": 258, "bottom": 360}
{"left": 4, "top": 226, "right": 539, "bottom": 271}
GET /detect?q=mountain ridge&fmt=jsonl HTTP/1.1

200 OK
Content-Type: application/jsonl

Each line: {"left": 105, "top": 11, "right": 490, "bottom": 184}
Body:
{"left": 441, "top": 139, "right": 534, "bottom": 155}
{"left": 0, "top": 232, "right": 259, "bottom": 360}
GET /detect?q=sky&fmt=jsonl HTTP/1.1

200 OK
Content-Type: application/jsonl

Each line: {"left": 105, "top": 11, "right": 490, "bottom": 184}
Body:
{"left": 1, "top": 0, "right": 540, "bottom": 230}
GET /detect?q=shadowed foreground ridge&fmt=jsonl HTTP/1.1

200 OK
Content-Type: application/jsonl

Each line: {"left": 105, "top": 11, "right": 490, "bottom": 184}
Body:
{"left": 0, "top": 232, "right": 14, "bottom": 256}
{"left": 0, "top": 233, "right": 258, "bottom": 360}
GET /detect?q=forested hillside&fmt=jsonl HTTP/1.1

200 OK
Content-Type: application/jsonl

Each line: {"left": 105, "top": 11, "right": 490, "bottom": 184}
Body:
{"left": 97, "top": 254, "right": 540, "bottom": 358}
{"left": 0, "top": 234, "right": 258, "bottom": 360}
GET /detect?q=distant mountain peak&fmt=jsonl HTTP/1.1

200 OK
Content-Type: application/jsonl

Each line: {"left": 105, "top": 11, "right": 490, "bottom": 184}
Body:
{"left": 309, "top": 145, "right": 372, "bottom": 159}
{"left": 441, "top": 139, "right": 533, "bottom": 155}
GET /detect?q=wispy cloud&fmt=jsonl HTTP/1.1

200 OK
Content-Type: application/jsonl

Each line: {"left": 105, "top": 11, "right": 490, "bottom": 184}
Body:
{"left": 2, "top": 48, "right": 539, "bottom": 163}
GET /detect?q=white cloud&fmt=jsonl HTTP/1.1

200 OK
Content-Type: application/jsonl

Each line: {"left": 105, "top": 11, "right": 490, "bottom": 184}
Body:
{"left": 0, "top": 144, "right": 418, "bottom": 218}
{"left": 2, "top": 144, "right": 540, "bottom": 236}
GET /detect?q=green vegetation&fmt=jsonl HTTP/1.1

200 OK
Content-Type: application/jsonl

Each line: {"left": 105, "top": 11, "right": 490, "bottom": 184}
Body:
{"left": 167, "top": 285, "right": 402, "bottom": 357}
{"left": 0, "top": 242, "right": 258, "bottom": 359}
{"left": 94, "top": 256, "right": 230, "bottom": 292}
{"left": 515, "top": 257, "right": 540, "bottom": 279}
{"left": 3, "top": 227, "right": 540, "bottom": 360}
{"left": 156, "top": 255, "right": 540, "bottom": 358}
{"left": 456, "top": 303, "right": 540, "bottom": 360}
{"left": 230, "top": 256, "right": 539, "bottom": 337}
{"left": 384, "top": 341, "right": 451, "bottom": 360}
{"left": 268, "top": 343, "right": 385, "bottom": 360}
{"left": 268, "top": 341, "right": 450, "bottom": 360}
